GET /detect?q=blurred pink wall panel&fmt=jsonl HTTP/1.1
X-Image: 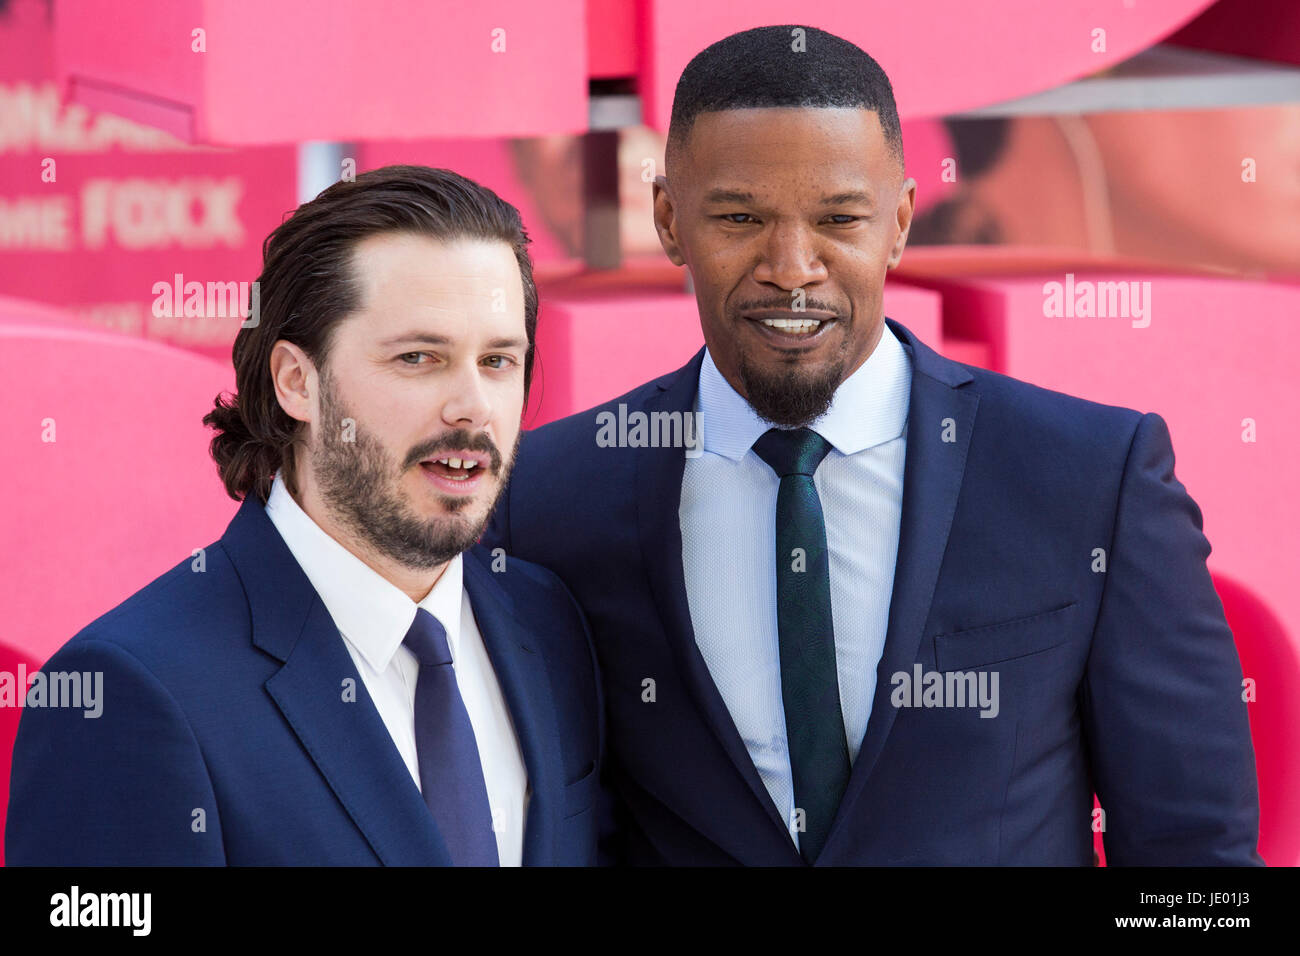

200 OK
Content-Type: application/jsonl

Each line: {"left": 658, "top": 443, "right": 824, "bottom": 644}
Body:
{"left": 527, "top": 291, "right": 704, "bottom": 426}
{"left": 640, "top": 0, "right": 1216, "bottom": 130}
{"left": 884, "top": 282, "right": 942, "bottom": 347}
{"left": 0, "top": 299, "right": 238, "bottom": 664}
{"left": 1213, "top": 572, "right": 1300, "bottom": 865}
{"left": 54, "top": 0, "right": 588, "bottom": 144}
{"left": 588, "top": 0, "right": 639, "bottom": 78}
{"left": 526, "top": 282, "right": 943, "bottom": 425}
{"left": 941, "top": 339, "right": 992, "bottom": 370}
{"left": 55, "top": 0, "right": 202, "bottom": 141}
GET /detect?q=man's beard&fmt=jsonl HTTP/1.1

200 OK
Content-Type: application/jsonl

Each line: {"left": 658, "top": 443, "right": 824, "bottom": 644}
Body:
{"left": 737, "top": 350, "right": 848, "bottom": 428}
{"left": 311, "top": 372, "right": 516, "bottom": 571}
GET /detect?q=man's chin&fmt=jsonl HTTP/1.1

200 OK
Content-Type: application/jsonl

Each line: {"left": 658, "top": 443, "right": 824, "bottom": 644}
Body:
{"left": 739, "top": 360, "right": 842, "bottom": 428}
{"left": 387, "top": 515, "right": 485, "bottom": 570}
{"left": 414, "top": 491, "right": 500, "bottom": 543}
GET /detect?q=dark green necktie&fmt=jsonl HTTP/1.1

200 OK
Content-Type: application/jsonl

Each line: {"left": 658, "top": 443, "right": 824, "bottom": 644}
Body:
{"left": 752, "top": 426, "right": 851, "bottom": 863}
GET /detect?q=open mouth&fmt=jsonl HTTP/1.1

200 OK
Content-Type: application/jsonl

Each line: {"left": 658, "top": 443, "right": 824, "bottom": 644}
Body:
{"left": 744, "top": 310, "right": 837, "bottom": 342}
{"left": 417, "top": 451, "right": 491, "bottom": 494}
{"left": 757, "top": 316, "right": 823, "bottom": 335}
{"left": 420, "top": 456, "right": 482, "bottom": 481}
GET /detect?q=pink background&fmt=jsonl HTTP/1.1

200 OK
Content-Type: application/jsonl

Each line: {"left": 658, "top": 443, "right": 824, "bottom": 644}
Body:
{"left": 0, "top": 0, "right": 1295, "bottom": 865}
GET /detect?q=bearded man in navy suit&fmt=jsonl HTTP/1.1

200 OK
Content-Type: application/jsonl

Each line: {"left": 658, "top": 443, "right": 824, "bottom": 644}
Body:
{"left": 7, "top": 165, "right": 604, "bottom": 866}
{"left": 482, "top": 26, "right": 1262, "bottom": 865}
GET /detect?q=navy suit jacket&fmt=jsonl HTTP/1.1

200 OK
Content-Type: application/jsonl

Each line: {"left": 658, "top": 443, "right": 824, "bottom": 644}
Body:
{"left": 6, "top": 493, "right": 604, "bottom": 865}
{"left": 483, "top": 317, "right": 1262, "bottom": 866}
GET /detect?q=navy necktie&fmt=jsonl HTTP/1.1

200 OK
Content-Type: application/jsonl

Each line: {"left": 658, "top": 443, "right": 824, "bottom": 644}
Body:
{"left": 403, "top": 608, "right": 499, "bottom": 866}
{"left": 752, "top": 427, "right": 851, "bottom": 863}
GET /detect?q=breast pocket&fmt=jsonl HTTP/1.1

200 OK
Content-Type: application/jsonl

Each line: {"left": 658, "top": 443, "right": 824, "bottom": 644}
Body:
{"left": 561, "top": 761, "right": 598, "bottom": 819}
{"left": 933, "top": 601, "right": 1077, "bottom": 672}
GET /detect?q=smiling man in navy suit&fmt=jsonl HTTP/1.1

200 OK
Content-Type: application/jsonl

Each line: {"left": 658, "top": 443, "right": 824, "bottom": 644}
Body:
{"left": 6, "top": 165, "right": 603, "bottom": 866}
{"left": 482, "top": 26, "right": 1262, "bottom": 865}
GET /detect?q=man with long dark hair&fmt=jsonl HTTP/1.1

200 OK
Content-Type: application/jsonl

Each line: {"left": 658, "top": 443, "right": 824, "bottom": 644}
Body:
{"left": 7, "top": 165, "right": 604, "bottom": 866}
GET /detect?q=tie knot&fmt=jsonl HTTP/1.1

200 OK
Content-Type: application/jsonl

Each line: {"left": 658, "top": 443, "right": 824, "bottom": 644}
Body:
{"left": 403, "top": 608, "right": 452, "bottom": 667}
{"left": 752, "top": 427, "right": 833, "bottom": 477}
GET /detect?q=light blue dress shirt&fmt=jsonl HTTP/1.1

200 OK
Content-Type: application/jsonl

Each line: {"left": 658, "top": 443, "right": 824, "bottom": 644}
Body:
{"left": 679, "top": 321, "right": 913, "bottom": 847}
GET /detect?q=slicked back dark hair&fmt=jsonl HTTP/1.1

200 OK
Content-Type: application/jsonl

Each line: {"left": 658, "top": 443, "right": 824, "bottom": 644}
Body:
{"left": 204, "top": 164, "right": 537, "bottom": 505}
{"left": 666, "top": 24, "right": 904, "bottom": 175}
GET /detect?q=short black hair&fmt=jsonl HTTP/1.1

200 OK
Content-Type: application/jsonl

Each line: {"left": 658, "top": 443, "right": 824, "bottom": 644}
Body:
{"left": 666, "top": 25, "right": 903, "bottom": 175}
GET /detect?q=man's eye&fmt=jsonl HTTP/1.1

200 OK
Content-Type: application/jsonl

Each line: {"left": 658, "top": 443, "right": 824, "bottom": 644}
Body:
{"left": 399, "top": 352, "right": 428, "bottom": 365}
{"left": 720, "top": 213, "right": 756, "bottom": 224}
{"left": 482, "top": 355, "right": 516, "bottom": 370}
{"left": 826, "top": 215, "right": 861, "bottom": 224}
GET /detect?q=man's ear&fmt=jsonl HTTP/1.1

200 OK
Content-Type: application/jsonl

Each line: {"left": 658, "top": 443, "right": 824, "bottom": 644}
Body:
{"left": 269, "top": 340, "right": 316, "bottom": 425}
{"left": 887, "top": 176, "right": 918, "bottom": 270}
{"left": 652, "top": 175, "right": 687, "bottom": 267}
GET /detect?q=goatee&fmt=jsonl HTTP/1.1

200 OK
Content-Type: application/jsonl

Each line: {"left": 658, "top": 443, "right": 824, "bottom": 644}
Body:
{"left": 738, "top": 352, "right": 846, "bottom": 428}
{"left": 311, "top": 371, "right": 514, "bottom": 570}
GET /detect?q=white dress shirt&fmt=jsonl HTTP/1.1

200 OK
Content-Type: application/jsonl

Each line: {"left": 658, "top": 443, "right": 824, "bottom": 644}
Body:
{"left": 680, "top": 321, "right": 912, "bottom": 848}
{"left": 264, "top": 471, "right": 528, "bottom": 865}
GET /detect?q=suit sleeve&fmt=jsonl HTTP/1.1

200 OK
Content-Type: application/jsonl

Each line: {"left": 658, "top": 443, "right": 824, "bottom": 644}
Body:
{"left": 1080, "top": 412, "right": 1262, "bottom": 866}
{"left": 4, "top": 638, "right": 226, "bottom": 865}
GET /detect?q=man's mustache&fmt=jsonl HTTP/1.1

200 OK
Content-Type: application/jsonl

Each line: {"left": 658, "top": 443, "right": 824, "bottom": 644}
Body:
{"left": 734, "top": 298, "right": 843, "bottom": 317}
{"left": 404, "top": 430, "right": 504, "bottom": 475}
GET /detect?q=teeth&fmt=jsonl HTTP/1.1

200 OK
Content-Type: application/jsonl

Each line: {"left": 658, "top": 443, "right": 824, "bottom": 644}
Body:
{"left": 428, "top": 457, "right": 479, "bottom": 470}
{"left": 760, "top": 318, "right": 821, "bottom": 332}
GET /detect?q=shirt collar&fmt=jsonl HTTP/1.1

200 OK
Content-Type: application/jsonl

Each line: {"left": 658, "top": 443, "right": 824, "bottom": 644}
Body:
{"left": 263, "top": 471, "right": 465, "bottom": 670}
{"left": 695, "top": 319, "right": 913, "bottom": 461}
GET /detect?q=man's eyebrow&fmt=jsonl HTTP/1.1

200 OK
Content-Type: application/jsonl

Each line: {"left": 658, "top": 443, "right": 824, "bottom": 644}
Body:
{"left": 702, "top": 188, "right": 758, "bottom": 204}
{"left": 700, "top": 188, "right": 875, "bottom": 206}
{"left": 484, "top": 336, "right": 529, "bottom": 351}
{"left": 820, "top": 190, "right": 875, "bottom": 206}
{"left": 378, "top": 332, "right": 529, "bottom": 350}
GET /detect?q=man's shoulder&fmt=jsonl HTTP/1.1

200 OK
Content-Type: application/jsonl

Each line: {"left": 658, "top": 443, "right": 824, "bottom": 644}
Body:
{"left": 464, "top": 543, "right": 579, "bottom": 618}
{"left": 56, "top": 541, "right": 249, "bottom": 673}
{"left": 463, "top": 544, "right": 593, "bottom": 671}
{"left": 944, "top": 358, "right": 1147, "bottom": 454}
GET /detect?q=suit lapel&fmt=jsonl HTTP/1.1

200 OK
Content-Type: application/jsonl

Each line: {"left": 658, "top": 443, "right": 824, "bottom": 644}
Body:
{"left": 820, "top": 319, "right": 979, "bottom": 857}
{"left": 462, "top": 549, "right": 565, "bottom": 867}
{"left": 635, "top": 349, "right": 795, "bottom": 840}
{"left": 634, "top": 320, "right": 981, "bottom": 860}
{"left": 221, "top": 497, "right": 450, "bottom": 865}
{"left": 264, "top": 597, "right": 453, "bottom": 865}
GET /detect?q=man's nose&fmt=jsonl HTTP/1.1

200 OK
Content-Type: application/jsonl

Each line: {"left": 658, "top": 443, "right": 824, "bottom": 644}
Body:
{"left": 439, "top": 361, "right": 493, "bottom": 428}
{"left": 753, "top": 222, "right": 829, "bottom": 290}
